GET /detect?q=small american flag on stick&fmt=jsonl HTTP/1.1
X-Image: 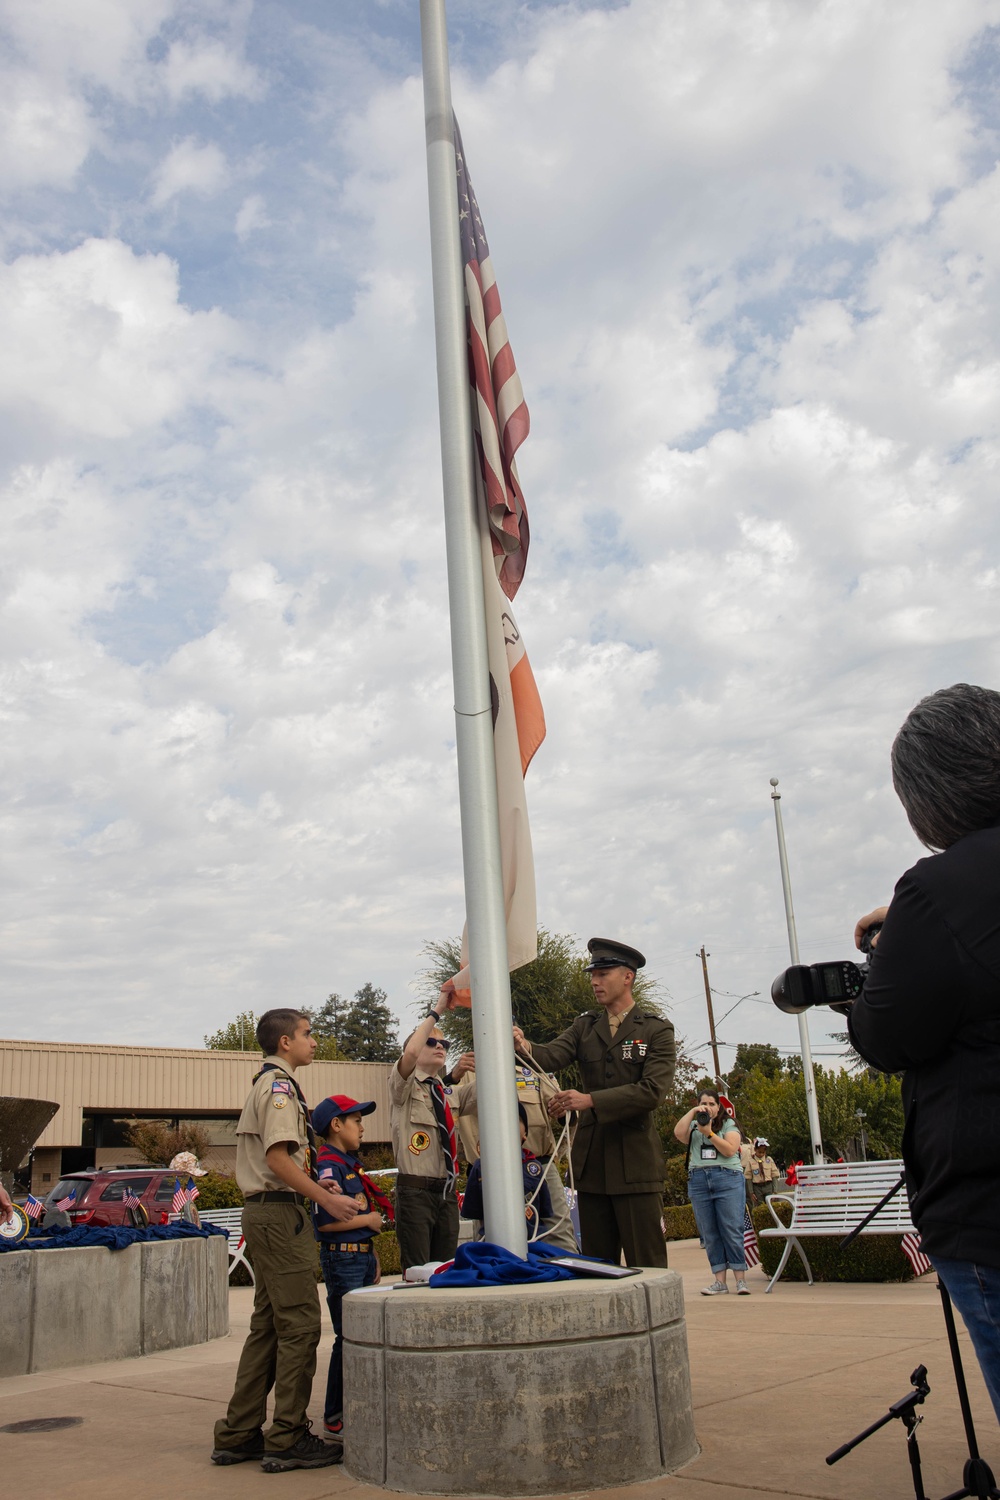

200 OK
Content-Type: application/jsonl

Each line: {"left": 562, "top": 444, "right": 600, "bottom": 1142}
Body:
{"left": 901, "top": 1232, "right": 932, "bottom": 1278}
{"left": 24, "top": 1194, "right": 45, "bottom": 1221}
{"left": 184, "top": 1177, "right": 199, "bottom": 1205}
{"left": 55, "top": 1187, "right": 77, "bottom": 1212}
{"left": 171, "top": 1177, "right": 186, "bottom": 1214}
{"left": 743, "top": 1205, "right": 761, "bottom": 1269}
{"left": 122, "top": 1185, "right": 142, "bottom": 1211}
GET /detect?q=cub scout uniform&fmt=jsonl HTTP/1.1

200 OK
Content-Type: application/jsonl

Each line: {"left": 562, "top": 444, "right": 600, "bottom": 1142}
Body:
{"left": 213, "top": 1056, "right": 321, "bottom": 1457}
{"left": 388, "top": 1063, "right": 460, "bottom": 1272}
{"left": 454, "top": 1066, "right": 578, "bottom": 1252}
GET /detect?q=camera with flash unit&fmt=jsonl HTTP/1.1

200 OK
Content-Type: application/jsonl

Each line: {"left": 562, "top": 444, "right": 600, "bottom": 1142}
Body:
{"left": 771, "top": 924, "right": 882, "bottom": 1015}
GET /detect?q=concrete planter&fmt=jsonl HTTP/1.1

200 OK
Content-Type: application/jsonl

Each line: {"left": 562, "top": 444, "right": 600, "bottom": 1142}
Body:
{"left": 0, "top": 1233, "right": 229, "bottom": 1376}
{"left": 343, "top": 1268, "right": 698, "bottom": 1495}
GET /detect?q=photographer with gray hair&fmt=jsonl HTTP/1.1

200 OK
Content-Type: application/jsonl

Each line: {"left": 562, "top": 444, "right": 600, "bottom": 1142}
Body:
{"left": 849, "top": 682, "right": 1000, "bottom": 1420}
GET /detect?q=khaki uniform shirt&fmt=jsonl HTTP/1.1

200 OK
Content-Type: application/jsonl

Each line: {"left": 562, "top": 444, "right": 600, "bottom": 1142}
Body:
{"left": 526, "top": 1007, "right": 676, "bottom": 1195}
{"left": 454, "top": 1065, "right": 559, "bottom": 1162}
{"left": 747, "top": 1153, "right": 781, "bottom": 1184}
{"left": 388, "top": 1063, "right": 462, "bottom": 1177}
{"left": 235, "top": 1056, "right": 310, "bottom": 1196}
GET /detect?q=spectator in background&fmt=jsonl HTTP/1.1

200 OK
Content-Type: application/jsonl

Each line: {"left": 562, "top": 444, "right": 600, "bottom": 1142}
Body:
{"left": 745, "top": 1139, "right": 781, "bottom": 1207}
{"left": 674, "top": 1090, "right": 750, "bottom": 1295}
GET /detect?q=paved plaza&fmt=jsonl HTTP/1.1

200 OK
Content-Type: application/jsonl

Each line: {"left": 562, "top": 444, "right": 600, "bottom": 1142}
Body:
{"left": 1, "top": 1238, "right": 995, "bottom": 1500}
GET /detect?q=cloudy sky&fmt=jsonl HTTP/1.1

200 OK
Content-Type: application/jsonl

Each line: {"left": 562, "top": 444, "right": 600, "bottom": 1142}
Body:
{"left": 1, "top": 0, "right": 998, "bottom": 1073}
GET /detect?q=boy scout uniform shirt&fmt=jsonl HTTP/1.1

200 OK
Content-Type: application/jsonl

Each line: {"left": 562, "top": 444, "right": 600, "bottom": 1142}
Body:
{"left": 388, "top": 1063, "right": 459, "bottom": 1177}
{"left": 454, "top": 1067, "right": 558, "bottom": 1161}
{"left": 235, "top": 1056, "right": 310, "bottom": 1196}
{"left": 314, "top": 1144, "right": 376, "bottom": 1242}
{"left": 524, "top": 1007, "right": 676, "bottom": 1194}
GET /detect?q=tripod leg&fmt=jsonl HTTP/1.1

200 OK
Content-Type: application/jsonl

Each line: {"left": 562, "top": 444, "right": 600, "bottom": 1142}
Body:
{"left": 902, "top": 1411, "right": 928, "bottom": 1500}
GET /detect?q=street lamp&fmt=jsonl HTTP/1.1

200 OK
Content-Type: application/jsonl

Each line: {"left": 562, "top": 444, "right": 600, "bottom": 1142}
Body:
{"left": 855, "top": 1109, "right": 867, "bottom": 1162}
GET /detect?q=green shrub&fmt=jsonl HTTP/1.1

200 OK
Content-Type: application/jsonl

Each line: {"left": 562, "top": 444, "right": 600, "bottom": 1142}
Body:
{"left": 662, "top": 1203, "right": 698, "bottom": 1241}
{"left": 662, "top": 1157, "right": 689, "bottom": 1208}
{"left": 750, "top": 1200, "right": 915, "bottom": 1283}
{"left": 374, "top": 1230, "right": 401, "bottom": 1275}
{"left": 195, "top": 1172, "right": 244, "bottom": 1210}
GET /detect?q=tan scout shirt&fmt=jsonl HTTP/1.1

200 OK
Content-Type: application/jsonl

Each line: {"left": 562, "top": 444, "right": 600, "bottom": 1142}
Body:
{"left": 455, "top": 1065, "right": 558, "bottom": 1162}
{"left": 235, "top": 1056, "right": 310, "bottom": 1196}
{"left": 388, "top": 1063, "right": 461, "bottom": 1177}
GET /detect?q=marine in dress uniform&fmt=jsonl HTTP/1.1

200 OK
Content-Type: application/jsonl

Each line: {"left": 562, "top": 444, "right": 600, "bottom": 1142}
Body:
{"left": 388, "top": 998, "right": 463, "bottom": 1272}
{"left": 515, "top": 938, "right": 675, "bottom": 1269}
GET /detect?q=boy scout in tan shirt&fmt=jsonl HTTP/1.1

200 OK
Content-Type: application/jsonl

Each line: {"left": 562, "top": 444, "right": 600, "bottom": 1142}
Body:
{"left": 211, "top": 1009, "right": 361, "bottom": 1473}
{"left": 389, "top": 988, "right": 467, "bottom": 1271}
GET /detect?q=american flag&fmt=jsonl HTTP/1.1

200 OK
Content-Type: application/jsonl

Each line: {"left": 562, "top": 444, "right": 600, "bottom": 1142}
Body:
{"left": 743, "top": 1205, "right": 761, "bottom": 1269}
{"left": 901, "top": 1232, "right": 932, "bottom": 1278}
{"left": 122, "top": 1185, "right": 142, "bottom": 1211}
{"left": 184, "top": 1177, "right": 199, "bottom": 1205}
{"left": 171, "top": 1176, "right": 186, "bottom": 1214}
{"left": 24, "top": 1194, "right": 45, "bottom": 1221}
{"left": 454, "top": 117, "right": 530, "bottom": 606}
{"left": 55, "top": 1187, "right": 77, "bottom": 1212}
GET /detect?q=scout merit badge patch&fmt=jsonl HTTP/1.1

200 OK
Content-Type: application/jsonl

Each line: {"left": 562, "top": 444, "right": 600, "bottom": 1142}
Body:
{"left": 272, "top": 1078, "right": 293, "bottom": 1109}
{"left": 409, "top": 1130, "right": 431, "bottom": 1155}
{"left": 620, "top": 1040, "right": 648, "bottom": 1060}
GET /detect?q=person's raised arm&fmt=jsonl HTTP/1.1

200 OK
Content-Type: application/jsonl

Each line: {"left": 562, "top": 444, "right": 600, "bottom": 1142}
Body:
{"left": 673, "top": 1106, "right": 698, "bottom": 1145}
{"left": 398, "top": 984, "right": 459, "bottom": 1080}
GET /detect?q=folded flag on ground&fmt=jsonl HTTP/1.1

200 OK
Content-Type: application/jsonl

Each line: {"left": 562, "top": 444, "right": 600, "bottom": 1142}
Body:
{"left": 901, "top": 1231, "right": 932, "bottom": 1277}
{"left": 23, "top": 1194, "right": 45, "bottom": 1221}
{"left": 743, "top": 1205, "right": 761, "bottom": 1269}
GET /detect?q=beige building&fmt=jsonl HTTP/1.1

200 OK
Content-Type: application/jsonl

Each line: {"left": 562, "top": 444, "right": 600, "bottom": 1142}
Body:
{"left": 0, "top": 1038, "right": 392, "bottom": 1194}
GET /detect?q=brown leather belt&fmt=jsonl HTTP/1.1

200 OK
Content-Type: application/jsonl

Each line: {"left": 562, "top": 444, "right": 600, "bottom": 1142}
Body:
{"left": 396, "top": 1174, "right": 452, "bottom": 1191}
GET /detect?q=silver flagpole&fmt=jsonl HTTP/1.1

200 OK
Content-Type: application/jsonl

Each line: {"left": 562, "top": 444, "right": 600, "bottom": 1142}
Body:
{"left": 769, "top": 779, "right": 824, "bottom": 1164}
{"left": 419, "top": 0, "right": 528, "bottom": 1257}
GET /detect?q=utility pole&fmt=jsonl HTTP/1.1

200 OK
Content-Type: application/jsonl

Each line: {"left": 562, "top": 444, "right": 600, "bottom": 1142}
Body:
{"left": 769, "top": 778, "right": 824, "bottom": 1164}
{"left": 699, "top": 947, "right": 722, "bottom": 1082}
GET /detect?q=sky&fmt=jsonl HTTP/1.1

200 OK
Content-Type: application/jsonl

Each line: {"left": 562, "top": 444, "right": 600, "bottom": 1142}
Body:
{"left": 1, "top": 0, "right": 999, "bottom": 1075}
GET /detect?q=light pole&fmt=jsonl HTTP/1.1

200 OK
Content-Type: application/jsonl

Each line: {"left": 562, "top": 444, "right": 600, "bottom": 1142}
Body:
{"left": 770, "top": 778, "right": 824, "bottom": 1164}
{"left": 855, "top": 1109, "right": 867, "bottom": 1162}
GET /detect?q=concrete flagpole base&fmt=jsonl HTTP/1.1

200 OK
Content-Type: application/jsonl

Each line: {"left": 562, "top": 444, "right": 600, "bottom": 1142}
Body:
{"left": 343, "top": 1267, "right": 698, "bottom": 1495}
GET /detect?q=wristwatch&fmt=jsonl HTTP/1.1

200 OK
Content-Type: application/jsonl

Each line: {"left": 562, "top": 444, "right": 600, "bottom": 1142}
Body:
{"left": 428, "top": 1009, "right": 441, "bottom": 1023}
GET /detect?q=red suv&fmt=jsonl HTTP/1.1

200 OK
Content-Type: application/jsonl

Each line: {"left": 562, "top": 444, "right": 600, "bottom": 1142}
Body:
{"left": 44, "top": 1168, "right": 188, "bottom": 1228}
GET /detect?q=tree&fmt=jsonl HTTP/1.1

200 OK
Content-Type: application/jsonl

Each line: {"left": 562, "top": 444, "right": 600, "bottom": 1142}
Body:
{"left": 339, "top": 983, "right": 399, "bottom": 1062}
{"left": 126, "top": 1119, "right": 212, "bottom": 1166}
{"left": 204, "top": 1011, "right": 259, "bottom": 1051}
{"left": 310, "top": 994, "right": 351, "bottom": 1057}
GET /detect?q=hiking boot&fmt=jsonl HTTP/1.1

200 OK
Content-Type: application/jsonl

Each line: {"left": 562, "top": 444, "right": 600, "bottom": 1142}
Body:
{"left": 211, "top": 1430, "right": 265, "bottom": 1465}
{"left": 700, "top": 1280, "right": 729, "bottom": 1295}
{"left": 261, "top": 1429, "right": 344, "bottom": 1472}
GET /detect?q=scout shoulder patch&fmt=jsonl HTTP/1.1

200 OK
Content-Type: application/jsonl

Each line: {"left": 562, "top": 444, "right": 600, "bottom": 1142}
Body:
{"left": 272, "top": 1095, "right": 288, "bottom": 1108}
{"left": 526, "top": 1160, "right": 542, "bottom": 1177}
{"left": 271, "top": 1078, "right": 293, "bottom": 1094}
{"left": 409, "top": 1130, "right": 431, "bottom": 1154}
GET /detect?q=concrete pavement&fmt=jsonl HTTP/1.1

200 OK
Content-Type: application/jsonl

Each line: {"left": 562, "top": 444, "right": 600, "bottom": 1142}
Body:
{"left": 1, "top": 1238, "right": 996, "bottom": 1500}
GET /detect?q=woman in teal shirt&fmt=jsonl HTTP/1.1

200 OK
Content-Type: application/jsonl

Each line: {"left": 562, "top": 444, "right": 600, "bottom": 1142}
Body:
{"left": 674, "top": 1090, "right": 749, "bottom": 1295}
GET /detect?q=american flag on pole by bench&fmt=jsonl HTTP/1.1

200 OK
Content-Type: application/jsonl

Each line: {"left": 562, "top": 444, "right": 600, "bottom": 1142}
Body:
{"left": 744, "top": 1205, "right": 761, "bottom": 1268}
{"left": 901, "top": 1231, "right": 932, "bottom": 1277}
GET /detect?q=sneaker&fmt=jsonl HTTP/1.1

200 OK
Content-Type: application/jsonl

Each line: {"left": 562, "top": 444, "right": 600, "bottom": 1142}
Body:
{"left": 323, "top": 1416, "right": 343, "bottom": 1439}
{"left": 736, "top": 1281, "right": 751, "bottom": 1295}
{"left": 211, "top": 1431, "right": 265, "bottom": 1465}
{"left": 260, "top": 1429, "right": 344, "bottom": 1472}
{"left": 700, "top": 1280, "right": 729, "bottom": 1296}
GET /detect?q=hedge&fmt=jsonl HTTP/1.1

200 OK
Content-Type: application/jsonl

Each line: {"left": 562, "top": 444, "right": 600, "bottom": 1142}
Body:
{"left": 662, "top": 1204, "right": 698, "bottom": 1241}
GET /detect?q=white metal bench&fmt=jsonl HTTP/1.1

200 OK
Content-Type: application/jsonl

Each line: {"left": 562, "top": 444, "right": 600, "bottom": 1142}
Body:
{"left": 199, "top": 1208, "right": 254, "bottom": 1285}
{"left": 760, "top": 1160, "right": 914, "bottom": 1293}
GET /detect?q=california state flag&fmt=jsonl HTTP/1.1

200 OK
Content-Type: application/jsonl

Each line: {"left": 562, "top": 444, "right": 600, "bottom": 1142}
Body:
{"left": 451, "top": 528, "right": 544, "bottom": 1000}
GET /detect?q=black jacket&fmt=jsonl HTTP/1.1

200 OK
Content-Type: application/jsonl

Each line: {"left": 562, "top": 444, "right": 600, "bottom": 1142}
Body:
{"left": 849, "top": 826, "right": 1000, "bottom": 1268}
{"left": 526, "top": 1007, "right": 675, "bottom": 1195}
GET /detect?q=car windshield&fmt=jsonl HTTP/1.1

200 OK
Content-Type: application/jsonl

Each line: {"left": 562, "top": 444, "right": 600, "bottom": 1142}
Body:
{"left": 100, "top": 1177, "right": 153, "bottom": 1202}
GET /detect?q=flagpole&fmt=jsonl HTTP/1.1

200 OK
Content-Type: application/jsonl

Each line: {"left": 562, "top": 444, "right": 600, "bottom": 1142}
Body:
{"left": 769, "top": 779, "right": 824, "bottom": 1164}
{"left": 419, "top": 0, "right": 528, "bottom": 1258}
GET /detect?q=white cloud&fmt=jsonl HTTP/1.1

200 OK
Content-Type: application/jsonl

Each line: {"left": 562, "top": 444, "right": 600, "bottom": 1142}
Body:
{"left": 150, "top": 137, "right": 229, "bottom": 207}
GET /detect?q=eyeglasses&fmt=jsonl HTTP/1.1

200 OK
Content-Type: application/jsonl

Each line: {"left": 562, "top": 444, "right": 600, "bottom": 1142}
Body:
{"left": 425, "top": 1037, "right": 447, "bottom": 1050}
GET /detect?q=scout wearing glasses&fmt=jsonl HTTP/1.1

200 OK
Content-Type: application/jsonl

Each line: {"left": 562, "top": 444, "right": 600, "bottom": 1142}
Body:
{"left": 388, "top": 988, "right": 467, "bottom": 1271}
{"left": 512, "top": 938, "right": 676, "bottom": 1269}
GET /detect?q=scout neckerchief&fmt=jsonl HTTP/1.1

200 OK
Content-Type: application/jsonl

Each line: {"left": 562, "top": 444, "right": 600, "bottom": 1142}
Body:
{"left": 318, "top": 1145, "right": 395, "bottom": 1223}
{"left": 424, "top": 1076, "right": 458, "bottom": 1196}
{"left": 253, "top": 1061, "right": 317, "bottom": 1179}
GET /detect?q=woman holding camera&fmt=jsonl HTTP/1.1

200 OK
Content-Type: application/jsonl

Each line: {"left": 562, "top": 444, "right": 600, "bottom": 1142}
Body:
{"left": 674, "top": 1091, "right": 749, "bottom": 1295}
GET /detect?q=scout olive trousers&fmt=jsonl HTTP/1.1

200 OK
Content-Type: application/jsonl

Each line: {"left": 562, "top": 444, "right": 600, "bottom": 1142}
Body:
{"left": 213, "top": 1202, "right": 321, "bottom": 1453}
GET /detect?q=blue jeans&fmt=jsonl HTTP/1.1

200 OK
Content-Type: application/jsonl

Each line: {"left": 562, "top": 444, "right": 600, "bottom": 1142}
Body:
{"left": 931, "top": 1255, "right": 1000, "bottom": 1423}
{"left": 319, "top": 1244, "right": 379, "bottom": 1423}
{"left": 688, "top": 1168, "right": 747, "bottom": 1274}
